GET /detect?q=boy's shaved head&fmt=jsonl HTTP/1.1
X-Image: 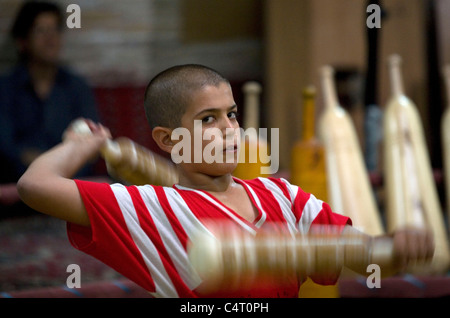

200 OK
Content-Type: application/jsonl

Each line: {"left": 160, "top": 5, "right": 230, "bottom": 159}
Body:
{"left": 144, "top": 64, "right": 230, "bottom": 130}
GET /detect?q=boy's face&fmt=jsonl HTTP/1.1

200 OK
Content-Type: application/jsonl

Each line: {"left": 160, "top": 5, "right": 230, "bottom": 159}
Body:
{"left": 177, "top": 82, "right": 240, "bottom": 176}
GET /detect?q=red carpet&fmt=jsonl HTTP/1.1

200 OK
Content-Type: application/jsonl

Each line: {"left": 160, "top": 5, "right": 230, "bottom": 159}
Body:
{"left": 0, "top": 214, "right": 126, "bottom": 293}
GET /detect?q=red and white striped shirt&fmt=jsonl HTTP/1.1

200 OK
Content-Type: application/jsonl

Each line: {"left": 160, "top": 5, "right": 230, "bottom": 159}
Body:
{"left": 67, "top": 177, "right": 351, "bottom": 298}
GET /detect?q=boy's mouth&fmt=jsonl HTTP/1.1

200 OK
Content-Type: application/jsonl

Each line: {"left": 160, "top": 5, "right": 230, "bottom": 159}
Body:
{"left": 223, "top": 144, "right": 238, "bottom": 153}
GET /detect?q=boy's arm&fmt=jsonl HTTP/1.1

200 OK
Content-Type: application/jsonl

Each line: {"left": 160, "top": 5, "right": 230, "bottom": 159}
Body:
{"left": 17, "top": 120, "right": 111, "bottom": 226}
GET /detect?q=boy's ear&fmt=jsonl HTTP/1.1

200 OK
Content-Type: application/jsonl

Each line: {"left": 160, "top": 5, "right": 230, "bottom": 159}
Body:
{"left": 152, "top": 126, "right": 174, "bottom": 154}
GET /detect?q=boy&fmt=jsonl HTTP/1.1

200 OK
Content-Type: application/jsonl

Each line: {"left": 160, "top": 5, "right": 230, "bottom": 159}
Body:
{"left": 17, "top": 64, "right": 434, "bottom": 298}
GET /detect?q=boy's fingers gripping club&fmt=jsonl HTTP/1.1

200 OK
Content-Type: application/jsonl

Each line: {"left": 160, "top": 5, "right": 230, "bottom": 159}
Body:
{"left": 65, "top": 118, "right": 179, "bottom": 186}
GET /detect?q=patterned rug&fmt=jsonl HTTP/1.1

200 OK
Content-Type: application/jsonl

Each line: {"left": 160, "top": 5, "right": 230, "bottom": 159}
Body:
{"left": 0, "top": 213, "right": 124, "bottom": 293}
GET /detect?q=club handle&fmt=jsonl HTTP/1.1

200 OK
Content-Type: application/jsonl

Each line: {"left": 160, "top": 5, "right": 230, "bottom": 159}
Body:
{"left": 242, "top": 81, "right": 262, "bottom": 130}
{"left": 388, "top": 54, "right": 405, "bottom": 97}
{"left": 320, "top": 66, "right": 339, "bottom": 111}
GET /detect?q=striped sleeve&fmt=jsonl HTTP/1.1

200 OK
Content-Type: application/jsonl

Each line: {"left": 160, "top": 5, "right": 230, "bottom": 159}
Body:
{"left": 66, "top": 180, "right": 200, "bottom": 298}
{"left": 67, "top": 180, "right": 156, "bottom": 293}
{"left": 274, "top": 178, "right": 352, "bottom": 233}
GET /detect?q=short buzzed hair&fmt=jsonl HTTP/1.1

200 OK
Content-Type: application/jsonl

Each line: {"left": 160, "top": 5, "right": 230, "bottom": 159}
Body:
{"left": 144, "top": 64, "right": 230, "bottom": 130}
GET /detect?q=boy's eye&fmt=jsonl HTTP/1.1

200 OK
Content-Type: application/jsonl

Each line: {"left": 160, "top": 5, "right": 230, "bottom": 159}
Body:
{"left": 228, "top": 111, "right": 238, "bottom": 119}
{"left": 202, "top": 116, "right": 214, "bottom": 124}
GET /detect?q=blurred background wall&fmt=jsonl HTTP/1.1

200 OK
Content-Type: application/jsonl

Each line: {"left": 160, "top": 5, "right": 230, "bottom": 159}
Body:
{"left": 0, "top": 0, "right": 448, "bottom": 173}
{"left": 0, "top": 0, "right": 264, "bottom": 85}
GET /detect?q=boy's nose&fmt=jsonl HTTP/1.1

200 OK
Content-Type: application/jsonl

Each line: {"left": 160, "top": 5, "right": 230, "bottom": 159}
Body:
{"left": 221, "top": 118, "right": 239, "bottom": 144}
{"left": 222, "top": 122, "right": 239, "bottom": 142}
{"left": 218, "top": 117, "right": 234, "bottom": 133}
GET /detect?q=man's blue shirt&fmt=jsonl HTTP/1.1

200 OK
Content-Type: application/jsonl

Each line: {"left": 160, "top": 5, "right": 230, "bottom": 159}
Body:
{"left": 0, "top": 64, "right": 98, "bottom": 181}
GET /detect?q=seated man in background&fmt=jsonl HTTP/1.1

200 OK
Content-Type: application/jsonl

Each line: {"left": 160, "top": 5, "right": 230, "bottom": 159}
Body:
{"left": 0, "top": 1, "right": 99, "bottom": 214}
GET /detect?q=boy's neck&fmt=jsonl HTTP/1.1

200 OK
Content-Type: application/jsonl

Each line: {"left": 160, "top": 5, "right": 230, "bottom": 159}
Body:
{"left": 177, "top": 170, "right": 234, "bottom": 193}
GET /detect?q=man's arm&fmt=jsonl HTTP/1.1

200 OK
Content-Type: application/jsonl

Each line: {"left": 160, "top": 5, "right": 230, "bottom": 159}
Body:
{"left": 17, "top": 120, "right": 111, "bottom": 226}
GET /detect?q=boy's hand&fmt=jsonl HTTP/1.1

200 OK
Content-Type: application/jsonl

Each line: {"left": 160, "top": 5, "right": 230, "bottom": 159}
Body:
{"left": 18, "top": 118, "right": 112, "bottom": 226}
{"left": 390, "top": 227, "right": 435, "bottom": 272}
{"left": 63, "top": 118, "right": 112, "bottom": 160}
